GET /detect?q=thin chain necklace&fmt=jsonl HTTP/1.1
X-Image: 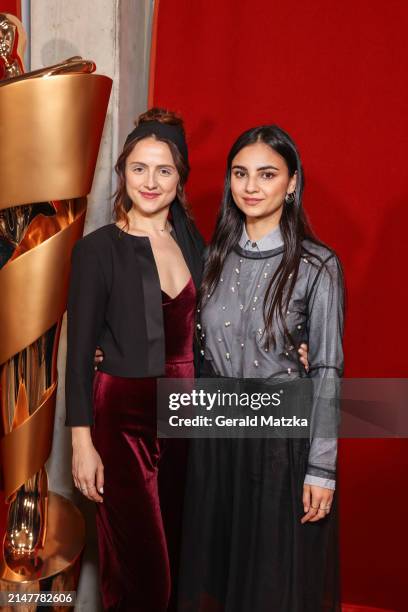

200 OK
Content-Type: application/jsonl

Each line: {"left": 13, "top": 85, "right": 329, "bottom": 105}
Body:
{"left": 123, "top": 220, "right": 171, "bottom": 235}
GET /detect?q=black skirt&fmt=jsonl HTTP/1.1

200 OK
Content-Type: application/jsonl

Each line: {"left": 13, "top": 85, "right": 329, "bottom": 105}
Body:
{"left": 178, "top": 379, "right": 341, "bottom": 612}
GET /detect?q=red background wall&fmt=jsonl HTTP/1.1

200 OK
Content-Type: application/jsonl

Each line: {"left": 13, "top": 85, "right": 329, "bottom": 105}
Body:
{"left": 0, "top": 0, "right": 20, "bottom": 18}
{"left": 152, "top": 1, "right": 408, "bottom": 609}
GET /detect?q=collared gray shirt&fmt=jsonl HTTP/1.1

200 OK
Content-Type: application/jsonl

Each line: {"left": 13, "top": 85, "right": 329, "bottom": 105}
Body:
{"left": 200, "top": 224, "right": 344, "bottom": 489}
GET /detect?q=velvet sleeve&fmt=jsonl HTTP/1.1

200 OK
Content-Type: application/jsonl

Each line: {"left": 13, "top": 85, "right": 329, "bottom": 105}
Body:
{"left": 65, "top": 238, "right": 108, "bottom": 426}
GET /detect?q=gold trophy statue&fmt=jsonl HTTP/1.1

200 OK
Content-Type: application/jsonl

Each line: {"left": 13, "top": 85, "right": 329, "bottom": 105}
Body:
{"left": 0, "top": 13, "right": 112, "bottom": 607}
{"left": 0, "top": 13, "right": 26, "bottom": 79}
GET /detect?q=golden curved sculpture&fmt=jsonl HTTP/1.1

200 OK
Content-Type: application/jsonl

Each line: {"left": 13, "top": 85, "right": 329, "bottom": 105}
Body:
{"left": 0, "top": 12, "right": 112, "bottom": 600}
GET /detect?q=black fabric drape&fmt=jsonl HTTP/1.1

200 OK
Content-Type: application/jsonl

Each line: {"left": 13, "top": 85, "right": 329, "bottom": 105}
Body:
{"left": 171, "top": 199, "right": 205, "bottom": 291}
{"left": 178, "top": 370, "right": 341, "bottom": 612}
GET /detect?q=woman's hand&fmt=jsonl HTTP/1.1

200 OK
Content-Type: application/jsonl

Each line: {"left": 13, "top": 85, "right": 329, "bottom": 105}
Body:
{"left": 96, "top": 346, "right": 307, "bottom": 369}
{"left": 72, "top": 427, "right": 104, "bottom": 503}
{"left": 298, "top": 342, "right": 309, "bottom": 372}
{"left": 94, "top": 346, "right": 104, "bottom": 369}
{"left": 301, "top": 484, "right": 333, "bottom": 523}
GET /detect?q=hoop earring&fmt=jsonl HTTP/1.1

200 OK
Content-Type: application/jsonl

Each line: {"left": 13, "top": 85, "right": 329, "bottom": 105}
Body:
{"left": 285, "top": 191, "right": 296, "bottom": 204}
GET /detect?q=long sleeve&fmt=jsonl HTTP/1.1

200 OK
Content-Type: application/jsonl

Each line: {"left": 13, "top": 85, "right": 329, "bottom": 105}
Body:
{"left": 304, "top": 254, "right": 344, "bottom": 490}
{"left": 65, "top": 239, "right": 108, "bottom": 426}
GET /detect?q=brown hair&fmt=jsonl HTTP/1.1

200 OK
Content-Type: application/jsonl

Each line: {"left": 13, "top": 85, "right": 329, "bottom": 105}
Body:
{"left": 112, "top": 107, "right": 190, "bottom": 229}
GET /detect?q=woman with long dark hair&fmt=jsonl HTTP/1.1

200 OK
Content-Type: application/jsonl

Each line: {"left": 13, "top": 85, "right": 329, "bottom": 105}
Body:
{"left": 65, "top": 108, "right": 205, "bottom": 611}
{"left": 179, "top": 125, "right": 344, "bottom": 611}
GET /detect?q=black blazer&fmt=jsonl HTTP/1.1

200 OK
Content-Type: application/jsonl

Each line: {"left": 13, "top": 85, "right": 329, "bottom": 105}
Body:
{"left": 65, "top": 204, "right": 205, "bottom": 426}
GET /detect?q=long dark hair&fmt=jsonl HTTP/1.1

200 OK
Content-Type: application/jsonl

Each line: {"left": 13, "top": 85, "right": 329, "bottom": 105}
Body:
{"left": 200, "top": 124, "right": 329, "bottom": 349}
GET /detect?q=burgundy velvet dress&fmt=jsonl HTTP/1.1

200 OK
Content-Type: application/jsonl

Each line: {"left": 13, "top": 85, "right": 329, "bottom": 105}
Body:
{"left": 91, "top": 277, "right": 196, "bottom": 612}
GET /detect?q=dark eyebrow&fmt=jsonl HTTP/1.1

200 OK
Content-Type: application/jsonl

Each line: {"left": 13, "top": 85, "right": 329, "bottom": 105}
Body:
{"left": 231, "top": 164, "right": 280, "bottom": 171}
{"left": 257, "top": 165, "right": 279, "bottom": 171}
{"left": 128, "top": 161, "right": 176, "bottom": 169}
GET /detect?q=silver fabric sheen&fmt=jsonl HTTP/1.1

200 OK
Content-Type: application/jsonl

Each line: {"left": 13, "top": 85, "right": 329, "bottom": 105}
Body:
{"left": 200, "top": 224, "right": 344, "bottom": 490}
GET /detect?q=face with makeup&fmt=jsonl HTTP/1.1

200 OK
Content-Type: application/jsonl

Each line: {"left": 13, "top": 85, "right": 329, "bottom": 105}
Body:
{"left": 125, "top": 136, "right": 180, "bottom": 217}
{"left": 230, "top": 141, "right": 297, "bottom": 224}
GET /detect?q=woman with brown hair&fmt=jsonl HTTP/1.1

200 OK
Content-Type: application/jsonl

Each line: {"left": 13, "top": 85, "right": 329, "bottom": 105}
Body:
{"left": 65, "top": 108, "right": 205, "bottom": 611}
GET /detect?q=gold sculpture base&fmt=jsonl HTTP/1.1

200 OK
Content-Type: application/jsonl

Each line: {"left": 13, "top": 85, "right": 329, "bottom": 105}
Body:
{"left": 0, "top": 491, "right": 85, "bottom": 611}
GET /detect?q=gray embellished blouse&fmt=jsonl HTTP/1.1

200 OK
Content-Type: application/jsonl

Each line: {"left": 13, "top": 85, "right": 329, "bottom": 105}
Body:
{"left": 200, "top": 225, "right": 344, "bottom": 489}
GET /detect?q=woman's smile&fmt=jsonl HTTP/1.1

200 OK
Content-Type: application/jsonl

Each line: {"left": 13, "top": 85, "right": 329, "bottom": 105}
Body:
{"left": 242, "top": 196, "right": 264, "bottom": 205}
{"left": 125, "top": 137, "right": 180, "bottom": 215}
{"left": 139, "top": 191, "right": 161, "bottom": 199}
